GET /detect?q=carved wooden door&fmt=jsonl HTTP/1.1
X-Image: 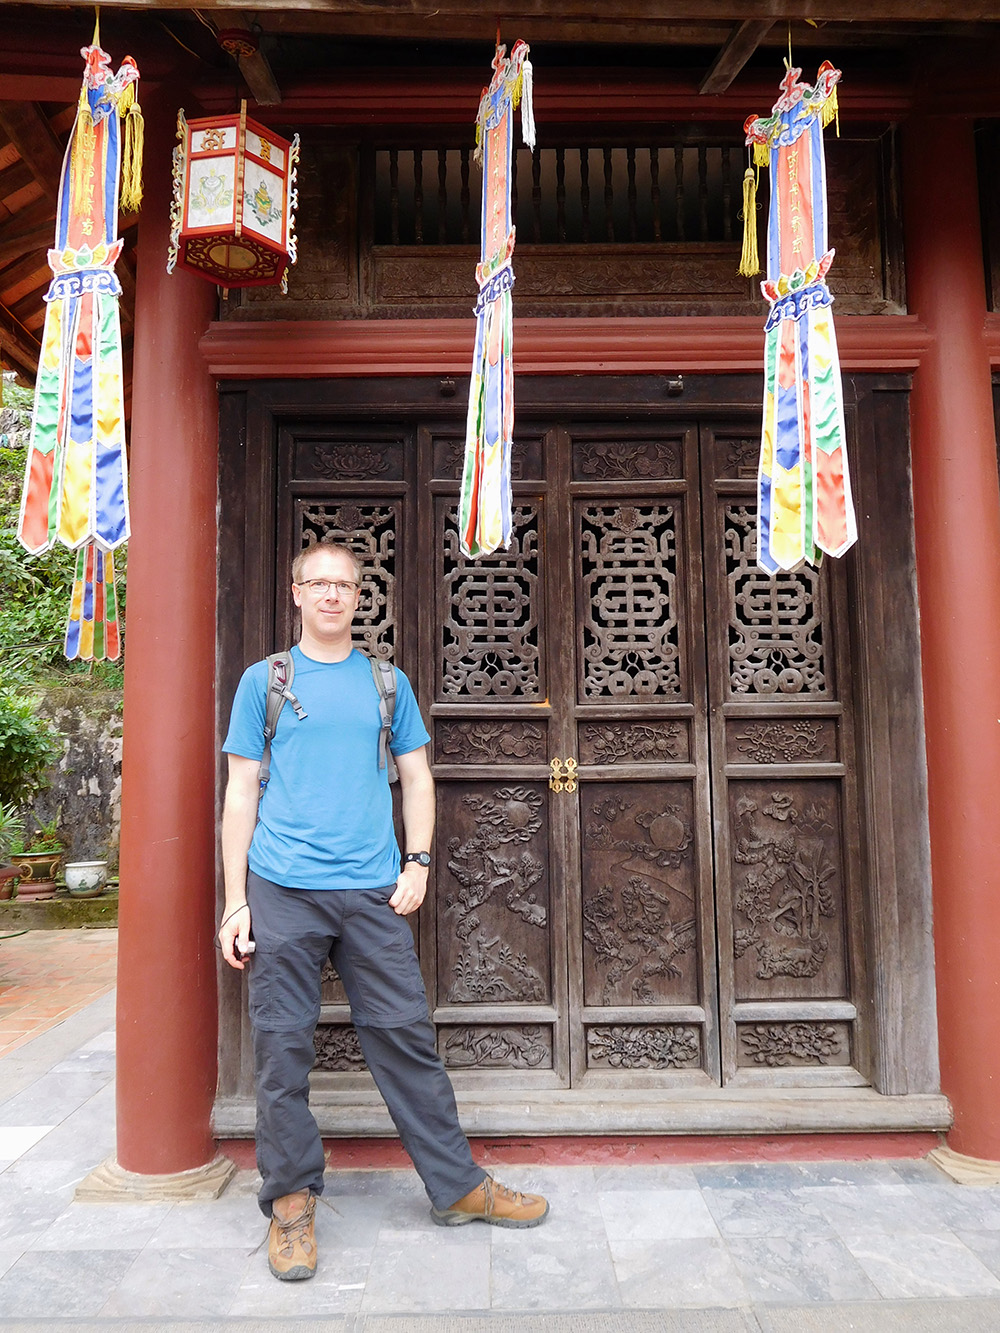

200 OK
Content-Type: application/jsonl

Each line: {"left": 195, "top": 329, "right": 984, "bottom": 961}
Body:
{"left": 284, "top": 399, "right": 870, "bottom": 1097}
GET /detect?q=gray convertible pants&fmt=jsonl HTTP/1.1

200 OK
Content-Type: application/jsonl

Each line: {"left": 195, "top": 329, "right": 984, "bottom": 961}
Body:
{"left": 246, "top": 871, "right": 486, "bottom": 1216}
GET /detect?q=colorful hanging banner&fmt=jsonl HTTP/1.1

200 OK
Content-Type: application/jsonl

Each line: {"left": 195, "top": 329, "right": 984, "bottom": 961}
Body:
{"left": 743, "top": 61, "right": 858, "bottom": 576}
{"left": 15, "top": 36, "right": 141, "bottom": 660}
{"left": 65, "top": 543, "right": 120, "bottom": 662}
{"left": 459, "top": 39, "right": 535, "bottom": 559}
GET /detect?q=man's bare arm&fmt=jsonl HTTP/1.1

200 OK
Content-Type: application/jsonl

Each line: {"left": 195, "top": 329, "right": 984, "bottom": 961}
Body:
{"left": 390, "top": 744, "right": 435, "bottom": 916}
{"left": 219, "top": 753, "right": 261, "bottom": 969}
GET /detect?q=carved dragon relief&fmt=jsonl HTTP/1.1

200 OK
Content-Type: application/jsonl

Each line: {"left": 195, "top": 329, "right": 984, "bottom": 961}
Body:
{"left": 587, "top": 1024, "right": 700, "bottom": 1069}
{"left": 444, "top": 787, "right": 548, "bottom": 1004}
{"left": 582, "top": 791, "right": 697, "bottom": 1005}
{"left": 731, "top": 789, "right": 840, "bottom": 981}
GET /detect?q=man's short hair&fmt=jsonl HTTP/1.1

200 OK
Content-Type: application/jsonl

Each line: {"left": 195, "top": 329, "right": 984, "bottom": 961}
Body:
{"left": 292, "top": 540, "right": 363, "bottom": 585}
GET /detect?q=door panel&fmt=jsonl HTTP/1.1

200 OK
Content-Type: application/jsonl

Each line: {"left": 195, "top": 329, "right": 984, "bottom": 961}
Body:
{"left": 700, "top": 422, "right": 869, "bottom": 1089}
{"left": 273, "top": 398, "right": 871, "bottom": 1095}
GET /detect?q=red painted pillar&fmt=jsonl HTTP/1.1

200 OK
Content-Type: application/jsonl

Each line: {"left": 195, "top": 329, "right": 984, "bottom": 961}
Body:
{"left": 116, "top": 90, "right": 219, "bottom": 1174}
{"left": 902, "top": 117, "right": 1000, "bottom": 1160}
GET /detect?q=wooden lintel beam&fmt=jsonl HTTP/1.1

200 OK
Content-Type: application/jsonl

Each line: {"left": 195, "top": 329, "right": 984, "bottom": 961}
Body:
{"left": 700, "top": 19, "right": 775, "bottom": 95}
{"left": 0, "top": 223, "right": 52, "bottom": 268}
{"left": 0, "top": 103, "right": 65, "bottom": 206}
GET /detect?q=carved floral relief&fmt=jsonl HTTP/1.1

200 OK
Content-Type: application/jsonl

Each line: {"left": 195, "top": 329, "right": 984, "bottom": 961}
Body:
{"left": 581, "top": 783, "right": 698, "bottom": 1006}
{"left": 587, "top": 1023, "right": 700, "bottom": 1069}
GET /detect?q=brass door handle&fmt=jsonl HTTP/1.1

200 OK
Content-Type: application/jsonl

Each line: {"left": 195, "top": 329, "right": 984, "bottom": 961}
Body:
{"left": 549, "top": 757, "right": 578, "bottom": 794}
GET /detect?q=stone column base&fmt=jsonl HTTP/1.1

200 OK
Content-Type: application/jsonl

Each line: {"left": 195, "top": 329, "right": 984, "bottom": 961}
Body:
{"left": 929, "top": 1145, "right": 1000, "bottom": 1186}
{"left": 76, "top": 1153, "right": 237, "bottom": 1202}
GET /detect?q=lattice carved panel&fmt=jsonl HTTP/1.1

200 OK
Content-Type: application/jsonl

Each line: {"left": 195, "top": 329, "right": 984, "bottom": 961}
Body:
{"left": 581, "top": 782, "right": 699, "bottom": 1006}
{"left": 435, "top": 720, "right": 547, "bottom": 765}
{"left": 586, "top": 1024, "right": 701, "bottom": 1070}
{"left": 579, "top": 720, "right": 689, "bottom": 766}
{"left": 439, "top": 1025, "right": 553, "bottom": 1070}
{"left": 724, "top": 505, "right": 829, "bottom": 698}
{"left": 313, "top": 1024, "right": 367, "bottom": 1072}
{"left": 298, "top": 502, "right": 398, "bottom": 661}
{"left": 440, "top": 504, "right": 542, "bottom": 700}
{"left": 578, "top": 504, "right": 684, "bottom": 701}
{"left": 737, "top": 1021, "right": 852, "bottom": 1068}
{"left": 437, "top": 783, "right": 551, "bottom": 1005}
{"left": 730, "top": 780, "right": 848, "bottom": 1001}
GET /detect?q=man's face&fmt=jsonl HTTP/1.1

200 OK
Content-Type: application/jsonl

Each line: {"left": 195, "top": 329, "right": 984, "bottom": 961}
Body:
{"left": 292, "top": 548, "right": 362, "bottom": 642}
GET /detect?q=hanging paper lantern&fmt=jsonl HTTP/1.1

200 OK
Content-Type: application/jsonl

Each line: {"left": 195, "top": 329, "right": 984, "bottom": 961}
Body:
{"left": 741, "top": 62, "right": 858, "bottom": 576}
{"left": 167, "top": 102, "right": 299, "bottom": 291}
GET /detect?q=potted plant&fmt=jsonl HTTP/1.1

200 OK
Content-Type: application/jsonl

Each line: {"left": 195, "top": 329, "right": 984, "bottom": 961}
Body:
{"left": 63, "top": 859, "right": 109, "bottom": 898}
{"left": 12, "top": 817, "right": 64, "bottom": 901}
{"left": 0, "top": 802, "right": 24, "bottom": 901}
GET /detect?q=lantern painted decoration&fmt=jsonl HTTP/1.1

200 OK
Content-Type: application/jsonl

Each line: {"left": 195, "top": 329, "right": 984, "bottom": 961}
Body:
{"left": 742, "top": 62, "right": 858, "bottom": 576}
{"left": 16, "top": 33, "right": 142, "bottom": 661}
{"left": 167, "top": 103, "right": 299, "bottom": 290}
{"left": 459, "top": 40, "right": 535, "bottom": 559}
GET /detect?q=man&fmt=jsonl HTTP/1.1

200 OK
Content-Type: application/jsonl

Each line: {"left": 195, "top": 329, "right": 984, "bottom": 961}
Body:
{"left": 219, "top": 538, "right": 548, "bottom": 1282}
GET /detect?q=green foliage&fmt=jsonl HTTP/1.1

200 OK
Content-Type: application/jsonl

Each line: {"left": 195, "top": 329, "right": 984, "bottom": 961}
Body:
{"left": 0, "top": 690, "right": 57, "bottom": 807}
{"left": 25, "top": 814, "right": 63, "bottom": 853}
{"left": 0, "top": 373, "right": 125, "bottom": 692}
{"left": 0, "top": 800, "right": 25, "bottom": 863}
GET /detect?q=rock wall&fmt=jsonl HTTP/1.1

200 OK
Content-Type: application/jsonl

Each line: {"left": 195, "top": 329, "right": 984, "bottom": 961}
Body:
{"left": 29, "top": 693, "right": 123, "bottom": 870}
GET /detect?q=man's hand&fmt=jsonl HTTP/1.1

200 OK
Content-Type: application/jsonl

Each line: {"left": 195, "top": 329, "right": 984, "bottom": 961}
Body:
{"left": 389, "top": 864, "right": 428, "bottom": 915}
{"left": 219, "top": 901, "right": 252, "bottom": 969}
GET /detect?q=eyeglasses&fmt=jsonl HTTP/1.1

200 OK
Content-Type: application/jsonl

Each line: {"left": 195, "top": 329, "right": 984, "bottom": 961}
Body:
{"left": 295, "top": 579, "right": 360, "bottom": 597}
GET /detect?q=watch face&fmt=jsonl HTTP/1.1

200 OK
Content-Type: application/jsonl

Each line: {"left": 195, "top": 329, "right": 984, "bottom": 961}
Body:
{"left": 406, "top": 852, "right": 431, "bottom": 867}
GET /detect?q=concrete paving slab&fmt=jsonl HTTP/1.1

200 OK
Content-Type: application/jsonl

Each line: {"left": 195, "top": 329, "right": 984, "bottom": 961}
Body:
{"left": 757, "top": 1298, "right": 1000, "bottom": 1332}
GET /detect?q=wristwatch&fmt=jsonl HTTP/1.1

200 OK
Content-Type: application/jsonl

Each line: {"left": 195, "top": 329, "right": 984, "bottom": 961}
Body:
{"left": 403, "top": 851, "right": 431, "bottom": 867}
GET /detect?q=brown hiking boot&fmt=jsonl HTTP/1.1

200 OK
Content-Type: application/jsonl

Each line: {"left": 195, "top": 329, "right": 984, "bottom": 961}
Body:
{"left": 268, "top": 1192, "right": 317, "bottom": 1280}
{"left": 431, "top": 1176, "right": 549, "bottom": 1229}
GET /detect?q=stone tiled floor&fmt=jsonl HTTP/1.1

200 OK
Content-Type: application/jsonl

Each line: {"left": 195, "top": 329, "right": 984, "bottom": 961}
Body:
{"left": 0, "top": 928, "right": 117, "bottom": 1058}
{"left": 4, "top": 932, "right": 1000, "bottom": 1325}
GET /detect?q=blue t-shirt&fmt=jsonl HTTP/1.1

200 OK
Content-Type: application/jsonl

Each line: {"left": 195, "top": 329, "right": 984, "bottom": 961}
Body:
{"left": 223, "top": 647, "right": 430, "bottom": 891}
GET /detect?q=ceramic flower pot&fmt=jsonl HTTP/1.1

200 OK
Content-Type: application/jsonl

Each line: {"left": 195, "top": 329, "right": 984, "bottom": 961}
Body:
{"left": 12, "top": 851, "right": 61, "bottom": 901}
{"left": 64, "top": 860, "right": 108, "bottom": 898}
{"left": 0, "top": 865, "right": 16, "bottom": 901}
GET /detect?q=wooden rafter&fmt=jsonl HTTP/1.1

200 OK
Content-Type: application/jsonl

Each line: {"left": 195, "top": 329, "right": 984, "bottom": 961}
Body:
{"left": 0, "top": 302, "right": 40, "bottom": 374}
{"left": 700, "top": 19, "right": 775, "bottom": 95}
{"left": 0, "top": 103, "right": 64, "bottom": 206}
{"left": 195, "top": 8, "right": 282, "bottom": 106}
{"left": 0, "top": 223, "right": 51, "bottom": 269}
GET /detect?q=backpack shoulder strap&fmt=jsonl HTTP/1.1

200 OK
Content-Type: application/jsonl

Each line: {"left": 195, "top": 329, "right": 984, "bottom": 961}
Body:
{"left": 368, "top": 654, "right": 398, "bottom": 784}
{"left": 261, "top": 650, "right": 307, "bottom": 790}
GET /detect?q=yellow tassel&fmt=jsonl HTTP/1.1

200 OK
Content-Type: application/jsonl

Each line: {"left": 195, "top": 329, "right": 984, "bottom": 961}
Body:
{"left": 821, "top": 86, "right": 840, "bottom": 134}
{"left": 120, "top": 101, "right": 144, "bottom": 212}
{"left": 753, "top": 139, "right": 770, "bottom": 170}
{"left": 71, "top": 90, "right": 97, "bottom": 222}
{"left": 738, "top": 167, "right": 760, "bottom": 278}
